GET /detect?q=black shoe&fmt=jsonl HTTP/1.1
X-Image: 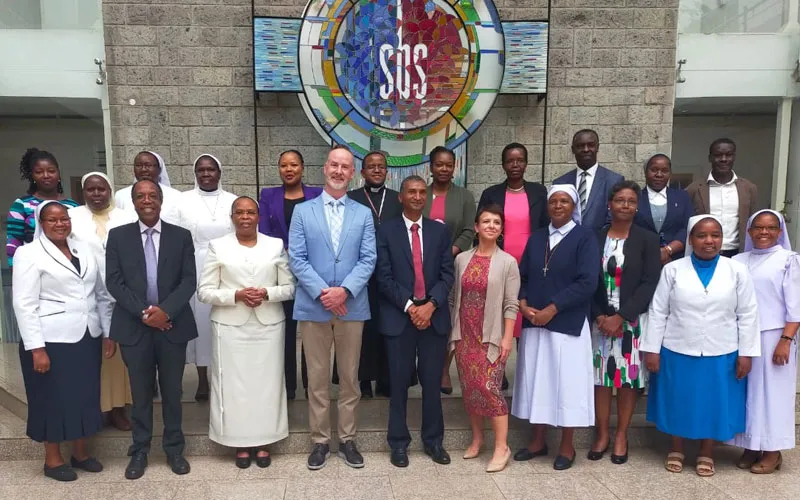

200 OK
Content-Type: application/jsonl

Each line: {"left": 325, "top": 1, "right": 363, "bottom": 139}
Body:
{"left": 611, "top": 447, "right": 629, "bottom": 465}
{"left": 553, "top": 452, "right": 576, "bottom": 471}
{"left": 390, "top": 448, "right": 409, "bottom": 468}
{"left": 70, "top": 456, "right": 104, "bottom": 472}
{"left": 304, "top": 389, "right": 308, "bottom": 399}
{"left": 287, "top": 390, "right": 296, "bottom": 400}
{"left": 235, "top": 449, "right": 252, "bottom": 469}
{"left": 440, "top": 386, "right": 453, "bottom": 395}
{"left": 307, "top": 443, "right": 330, "bottom": 470}
{"left": 194, "top": 390, "right": 209, "bottom": 402}
{"left": 44, "top": 464, "right": 77, "bottom": 482}
{"left": 501, "top": 374, "right": 509, "bottom": 391}
{"left": 587, "top": 444, "right": 609, "bottom": 461}
{"left": 513, "top": 445, "right": 548, "bottom": 461}
{"left": 125, "top": 453, "right": 148, "bottom": 480}
{"left": 424, "top": 444, "right": 451, "bottom": 465}
{"left": 338, "top": 440, "right": 365, "bottom": 468}
{"left": 255, "top": 452, "right": 271, "bottom": 469}
{"left": 360, "top": 381, "right": 374, "bottom": 399}
{"left": 167, "top": 455, "right": 191, "bottom": 475}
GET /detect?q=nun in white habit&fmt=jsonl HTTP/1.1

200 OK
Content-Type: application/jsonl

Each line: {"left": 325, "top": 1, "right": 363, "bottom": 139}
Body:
{"left": 728, "top": 209, "right": 800, "bottom": 473}
{"left": 178, "top": 154, "right": 238, "bottom": 400}
{"left": 197, "top": 196, "right": 295, "bottom": 468}
{"left": 114, "top": 150, "right": 182, "bottom": 225}
{"left": 511, "top": 184, "right": 600, "bottom": 471}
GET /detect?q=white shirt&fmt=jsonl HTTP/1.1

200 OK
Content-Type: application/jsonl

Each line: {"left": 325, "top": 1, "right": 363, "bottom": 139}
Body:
{"left": 707, "top": 172, "right": 740, "bottom": 250}
{"left": 139, "top": 220, "right": 162, "bottom": 261}
{"left": 640, "top": 256, "right": 760, "bottom": 357}
{"left": 321, "top": 190, "right": 347, "bottom": 228}
{"left": 548, "top": 220, "right": 576, "bottom": 248}
{"left": 575, "top": 163, "right": 599, "bottom": 208}
{"left": 646, "top": 185, "right": 668, "bottom": 206}
{"left": 403, "top": 213, "right": 424, "bottom": 312}
{"left": 115, "top": 184, "right": 183, "bottom": 226}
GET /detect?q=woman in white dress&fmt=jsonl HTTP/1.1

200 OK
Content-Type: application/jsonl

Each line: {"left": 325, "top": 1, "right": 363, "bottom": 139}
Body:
{"left": 179, "top": 154, "right": 238, "bottom": 400}
{"left": 729, "top": 209, "right": 800, "bottom": 473}
{"left": 511, "top": 185, "right": 600, "bottom": 471}
{"left": 69, "top": 172, "right": 137, "bottom": 431}
{"left": 197, "top": 196, "right": 295, "bottom": 469}
{"left": 114, "top": 151, "right": 182, "bottom": 225}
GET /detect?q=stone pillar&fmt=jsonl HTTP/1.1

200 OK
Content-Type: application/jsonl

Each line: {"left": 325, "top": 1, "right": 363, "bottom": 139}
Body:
{"left": 545, "top": 0, "right": 679, "bottom": 184}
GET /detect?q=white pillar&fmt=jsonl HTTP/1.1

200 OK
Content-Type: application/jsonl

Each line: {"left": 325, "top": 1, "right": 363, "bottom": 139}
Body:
{"left": 785, "top": 99, "right": 800, "bottom": 247}
{"left": 783, "top": 0, "right": 800, "bottom": 32}
{"left": 772, "top": 98, "right": 792, "bottom": 211}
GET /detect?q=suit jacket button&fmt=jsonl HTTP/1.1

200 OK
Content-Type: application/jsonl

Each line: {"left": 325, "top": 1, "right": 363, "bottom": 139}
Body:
{"left": 335, "top": 259, "right": 340, "bottom": 263}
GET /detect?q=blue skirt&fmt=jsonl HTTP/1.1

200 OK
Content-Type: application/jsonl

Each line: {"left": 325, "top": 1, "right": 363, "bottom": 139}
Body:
{"left": 19, "top": 331, "right": 103, "bottom": 443}
{"left": 647, "top": 347, "right": 745, "bottom": 441}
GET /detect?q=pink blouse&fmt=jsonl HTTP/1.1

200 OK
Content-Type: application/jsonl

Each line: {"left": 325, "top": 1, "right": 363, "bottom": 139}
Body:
{"left": 430, "top": 195, "right": 446, "bottom": 223}
{"left": 504, "top": 190, "right": 530, "bottom": 338}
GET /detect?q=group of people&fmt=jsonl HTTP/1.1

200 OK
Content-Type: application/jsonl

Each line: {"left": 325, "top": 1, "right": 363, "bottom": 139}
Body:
{"left": 7, "top": 128, "right": 797, "bottom": 482}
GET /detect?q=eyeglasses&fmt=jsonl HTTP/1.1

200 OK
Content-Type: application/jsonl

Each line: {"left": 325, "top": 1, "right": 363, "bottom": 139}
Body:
{"left": 750, "top": 225, "right": 780, "bottom": 232}
{"left": 612, "top": 198, "right": 637, "bottom": 207}
{"left": 134, "top": 163, "right": 158, "bottom": 168}
{"left": 233, "top": 210, "right": 258, "bottom": 216}
{"left": 42, "top": 217, "right": 71, "bottom": 225}
{"left": 504, "top": 159, "right": 526, "bottom": 166}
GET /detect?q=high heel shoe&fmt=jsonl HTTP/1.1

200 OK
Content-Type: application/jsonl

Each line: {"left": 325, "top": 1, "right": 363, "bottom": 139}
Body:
{"left": 751, "top": 452, "right": 782, "bottom": 474}
{"left": 587, "top": 444, "right": 609, "bottom": 461}
{"left": 610, "top": 446, "right": 628, "bottom": 465}
{"left": 463, "top": 443, "right": 482, "bottom": 459}
{"left": 486, "top": 448, "right": 512, "bottom": 473}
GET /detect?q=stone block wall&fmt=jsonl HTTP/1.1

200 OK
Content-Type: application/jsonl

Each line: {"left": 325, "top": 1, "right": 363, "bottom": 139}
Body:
{"left": 103, "top": 0, "right": 678, "bottom": 200}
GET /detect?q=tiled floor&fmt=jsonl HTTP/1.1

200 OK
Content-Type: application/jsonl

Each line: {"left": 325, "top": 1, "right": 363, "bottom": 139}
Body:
{"left": 2, "top": 447, "right": 800, "bottom": 499}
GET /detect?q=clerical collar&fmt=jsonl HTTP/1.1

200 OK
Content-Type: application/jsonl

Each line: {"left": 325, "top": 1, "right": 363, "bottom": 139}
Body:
{"left": 197, "top": 186, "right": 220, "bottom": 196}
{"left": 367, "top": 184, "right": 385, "bottom": 193}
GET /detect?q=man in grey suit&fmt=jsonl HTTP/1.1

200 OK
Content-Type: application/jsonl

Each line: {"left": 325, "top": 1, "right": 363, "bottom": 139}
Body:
{"left": 554, "top": 129, "right": 624, "bottom": 232}
{"left": 106, "top": 180, "right": 197, "bottom": 480}
{"left": 289, "top": 146, "right": 377, "bottom": 471}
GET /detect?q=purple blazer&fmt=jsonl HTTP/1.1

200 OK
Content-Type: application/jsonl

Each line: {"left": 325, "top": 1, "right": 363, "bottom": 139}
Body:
{"left": 258, "top": 184, "right": 323, "bottom": 248}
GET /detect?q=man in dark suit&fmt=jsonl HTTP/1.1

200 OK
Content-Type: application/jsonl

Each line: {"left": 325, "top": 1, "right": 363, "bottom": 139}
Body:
{"left": 376, "top": 175, "right": 454, "bottom": 468}
{"left": 106, "top": 179, "right": 197, "bottom": 480}
{"left": 554, "top": 129, "right": 624, "bottom": 232}
{"left": 345, "top": 151, "right": 403, "bottom": 398}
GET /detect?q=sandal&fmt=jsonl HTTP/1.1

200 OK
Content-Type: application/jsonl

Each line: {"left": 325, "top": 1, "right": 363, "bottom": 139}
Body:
{"left": 696, "top": 456, "right": 715, "bottom": 477}
{"left": 664, "top": 452, "right": 684, "bottom": 473}
{"left": 751, "top": 452, "right": 782, "bottom": 474}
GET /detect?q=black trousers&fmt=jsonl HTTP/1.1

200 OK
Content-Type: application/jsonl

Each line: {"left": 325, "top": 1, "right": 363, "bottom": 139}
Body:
{"left": 283, "top": 300, "right": 309, "bottom": 392}
{"left": 721, "top": 249, "right": 739, "bottom": 258}
{"left": 120, "top": 333, "right": 187, "bottom": 457}
{"left": 385, "top": 325, "right": 447, "bottom": 450}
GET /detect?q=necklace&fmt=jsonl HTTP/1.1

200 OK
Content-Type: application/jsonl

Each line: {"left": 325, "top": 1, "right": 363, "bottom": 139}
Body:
{"left": 543, "top": 238, "right": 560, "bottom": 277}
{"left": 200, "top": 192, "right": 221, "bottom": 221}
{"left": 363, "top": 186, "right": 386, "bottom": 222}
{"left": 506, "top": 183, "right": 524, "bottom": 193}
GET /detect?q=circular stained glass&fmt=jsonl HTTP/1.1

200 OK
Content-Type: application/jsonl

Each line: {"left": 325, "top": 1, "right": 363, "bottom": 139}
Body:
{"left": 299, "top": 0, "right": 504, "bottom": 167}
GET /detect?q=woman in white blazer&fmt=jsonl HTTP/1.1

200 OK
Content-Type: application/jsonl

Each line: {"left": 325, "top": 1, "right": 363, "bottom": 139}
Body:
{"left": 69, "top": 172, "right": 137, "bottom": 431}
{"left": 13, "top": 201, "right": 114, "bottom": 482}
{"left": 641, "top": 214, "right": 759, "bottom": 477}
{"left": 197, "top": 196, "right": 296, "bottom": 469}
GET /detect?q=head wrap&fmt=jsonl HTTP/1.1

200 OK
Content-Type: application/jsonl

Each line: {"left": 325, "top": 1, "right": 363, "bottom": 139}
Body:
{"left": 743, "top": 209, "right": 792, "bottom": 253}
{"left": 685, "top": 214, "right": 723, "bottom": 257}
{"left": 80, "top": 171, "right": 115, "bottom": 237}
{"left": 547, "top": 184, "right": 582, "bottom": 225}
{"left": 192, "top": 154, "right": 223, "bottom": 191}
{"left": 138, "top": 150, "right": 170, "bottom": 187}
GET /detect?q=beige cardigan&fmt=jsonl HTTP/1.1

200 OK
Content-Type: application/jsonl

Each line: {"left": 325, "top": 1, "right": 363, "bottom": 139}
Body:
{"left": 448, "top": 247, "right": 520, "bottom": 363}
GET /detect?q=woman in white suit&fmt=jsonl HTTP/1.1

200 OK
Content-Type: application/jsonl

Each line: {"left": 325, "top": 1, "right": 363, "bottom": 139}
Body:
{"left": 641, "top": 214, "right": 759, "bottom": 477}
{"left": 198, "top": 196, "right": 296, "bottom": 469}
{"left": 13, "top": 201, "right": 114, "bottom": 481}
{"left": 69, "top": 172, "right": 137, "bottom": 431}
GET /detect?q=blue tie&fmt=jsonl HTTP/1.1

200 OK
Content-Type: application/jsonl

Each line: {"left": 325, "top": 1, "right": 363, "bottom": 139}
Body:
{"left": 144, "top": 228, "right": 158, "bottom": 304}
{"left": 329, "top": 200, "right": 343, "bottom": 252}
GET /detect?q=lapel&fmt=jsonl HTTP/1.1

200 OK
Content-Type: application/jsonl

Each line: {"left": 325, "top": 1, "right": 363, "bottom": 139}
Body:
{"left": 335, "top": 199, "right": 356, "bottom": 257}
{"left": 663, "top": 188, "right": 679, "bottom": 229}
{"left": 399, "top": 218, "right": 414, "bottom": 268}
{"left": 39, "top": 237, "right": 84, "bottom": 279}
{"left": 421, "top": 218, "right": 436, "bottom": 276}
{"left": 734, "top": 179, "right": 750, "bottom": 226}
{"left": 310, "top": 197, "right": 334, "bottom": 255}
{"left": 698, "top": 180, "right": 710, "bottom": 213}
{"left": 130, "top": 222, "right": 147, "bottom": 277}
{"left": 584, "top": 167, "right": 605, "bottom": 220}
{"left": 638, "top": 189, "right": 656, "bottom": 231}
{"left": 156, "top": 222, "right": 170, "bottom": 277}
{"left": 273, "top": 186, "right": 289, "bottom": 240}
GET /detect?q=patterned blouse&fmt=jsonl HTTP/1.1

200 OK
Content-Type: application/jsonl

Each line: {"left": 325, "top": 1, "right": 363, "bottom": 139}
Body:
{"left": 6, "top": 195, "right": 79, "bottom": 267}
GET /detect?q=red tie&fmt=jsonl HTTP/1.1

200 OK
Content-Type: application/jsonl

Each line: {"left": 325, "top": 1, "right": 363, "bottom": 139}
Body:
{"left": 411, "top": 223, "right": 426, "bottom": 299}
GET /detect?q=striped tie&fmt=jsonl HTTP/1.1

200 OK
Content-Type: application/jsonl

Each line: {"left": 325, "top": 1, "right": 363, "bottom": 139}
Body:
{"left": 578, "top": 171, "right": 588, "bottom": 214}
{"left": 329, "top": 200, "right": 343, "bottom": 252}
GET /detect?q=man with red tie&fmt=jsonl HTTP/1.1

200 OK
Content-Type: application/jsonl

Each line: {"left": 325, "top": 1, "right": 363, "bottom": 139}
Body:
{"left": 375, "top": 175, "right": 455, "bottom": 468}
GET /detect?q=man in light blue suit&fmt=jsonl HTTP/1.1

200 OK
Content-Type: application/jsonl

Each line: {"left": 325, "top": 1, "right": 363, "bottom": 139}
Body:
{"left": 289, "top": 146, "right": 376, "bottom": 471}
{"left": 554, "top": 129, "right": 624, "bottom": 232}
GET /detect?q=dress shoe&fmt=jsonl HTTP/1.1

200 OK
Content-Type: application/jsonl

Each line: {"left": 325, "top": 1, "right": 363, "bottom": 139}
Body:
{"left": 167, "top": 455, "right": 191, "bottom": 475}
{"left": 109, "top": 408, "right": 132, "bottom": 431}
{"left": 513, "top": 445, "right": 548, "bottom": 461}
{"left": 125, "top": 453, "right": 148, "bottom": 480}
{"left": 338, "top": 440, "right": 365, "bottom": 468}
{"left": 390, "top": 448, "right": 409, "bottom": 468}
{"left": 553, "top": 452, "right": 576, "bottom": 471}
{"left": 440, "top": 386, "right": 453, "bottom": 395}
{"left": 70, "top": 456, "right": 104, "bottom": 473}
{"left": 44, "top": 464, "right": 77, "bottom": 482}
{"left": 424, "top": 444, "right": 451, "bottom": 465}
{"left": 307, "top": 443, "right": 330, "bottom": 470}
{"left": 255, "top": 452, "right": 271, "bottom": 469}
{"left": 486, "top": 447, "right": 512, "bottom": 473}
{"left": 287, "top": 390, "right": 296, "bottom": 400}
{"left": 235, "top": 449, "right": 252, "bottom": 469}
{"left": 360, "top": 381, "right": 374, "bottom": 399}
{"left": 736, "top": 450, "right": 762, "bottom": 469}
{"left": 587, "top": 444, "right": 609, "bottom": 461}
{"left": 194, "top": 390, "right": 209, "bottom": 402}
{"left": 610, "top": 447, "right": 629, "bottom": 465}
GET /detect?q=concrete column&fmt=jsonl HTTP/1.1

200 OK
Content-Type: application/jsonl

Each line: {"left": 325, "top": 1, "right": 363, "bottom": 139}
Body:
{"left": 784, "top": 98, "right": 800, "bottom": 247}
{"left": 772, "top": 98, "right": 792, "bottom": 212}
{"left": 784, "top": 0, "right": 800, "bottom": 32}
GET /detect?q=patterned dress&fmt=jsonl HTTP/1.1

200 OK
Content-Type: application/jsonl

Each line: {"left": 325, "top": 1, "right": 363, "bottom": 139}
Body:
{"left": 592, "top": 237, "right": 647, "bottom": 389}
{"left": 454, "top": 254, "right": 508, "bottom": 417}
{"left": 6, "top": 195, "right": 79, "bottom": 267}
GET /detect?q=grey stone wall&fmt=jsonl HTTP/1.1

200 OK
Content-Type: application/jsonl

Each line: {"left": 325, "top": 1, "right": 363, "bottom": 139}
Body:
{"left": 103, "top": 0, "right": 677, "bottom": 199}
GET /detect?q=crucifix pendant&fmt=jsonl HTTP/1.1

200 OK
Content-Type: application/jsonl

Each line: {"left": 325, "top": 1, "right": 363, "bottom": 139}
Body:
{"left": 542, "top": 266, "right": 548, "bottom": 277}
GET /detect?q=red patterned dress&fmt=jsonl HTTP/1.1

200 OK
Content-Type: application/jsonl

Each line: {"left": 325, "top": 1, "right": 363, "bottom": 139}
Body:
{"left": 454, "top": 254, "right": 508, "bottom": 417}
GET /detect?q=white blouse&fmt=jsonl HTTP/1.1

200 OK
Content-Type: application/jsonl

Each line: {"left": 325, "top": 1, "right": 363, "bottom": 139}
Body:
{"left": 641, "top": 256, "right": 760, "bottom": 357}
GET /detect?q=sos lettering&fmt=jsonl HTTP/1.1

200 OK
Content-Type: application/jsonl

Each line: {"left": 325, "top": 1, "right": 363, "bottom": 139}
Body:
{"left": 378, "top": 43, "right": 428, "bottom": 100}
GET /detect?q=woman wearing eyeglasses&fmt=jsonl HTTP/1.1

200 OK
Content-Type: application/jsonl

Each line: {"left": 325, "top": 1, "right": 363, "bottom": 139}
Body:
{"left": 589, "top": 181, "right": 661, "bottom": 464}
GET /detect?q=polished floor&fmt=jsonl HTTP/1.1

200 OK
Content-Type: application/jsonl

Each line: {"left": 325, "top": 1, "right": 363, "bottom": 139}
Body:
{"left": 1, "top": 446, "right": 800, "bottom": 500}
